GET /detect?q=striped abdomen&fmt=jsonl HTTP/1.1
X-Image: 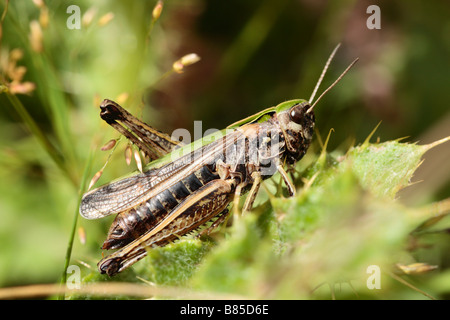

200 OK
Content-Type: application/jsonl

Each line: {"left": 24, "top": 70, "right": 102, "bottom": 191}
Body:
{"left": 102, "top": 164, "right": 220, "bottom": 250}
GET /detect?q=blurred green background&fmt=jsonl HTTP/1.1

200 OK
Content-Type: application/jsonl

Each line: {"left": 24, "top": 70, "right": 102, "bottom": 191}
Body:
{"left": 0, "top": 0, "right": 449, "bottom": 295}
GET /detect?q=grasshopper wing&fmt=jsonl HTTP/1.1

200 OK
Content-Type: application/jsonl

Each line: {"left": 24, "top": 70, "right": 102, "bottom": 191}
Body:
{"left": 80, "top": 126, "right": 242, "bottom": 220}
{"left": 80, "top": 168, "right": 164, "bottom": 220}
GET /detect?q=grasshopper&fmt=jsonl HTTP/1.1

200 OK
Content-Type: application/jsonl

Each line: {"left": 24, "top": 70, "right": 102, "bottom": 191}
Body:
{"left": 80, "top": 45, "right": 358, "bottom": 276}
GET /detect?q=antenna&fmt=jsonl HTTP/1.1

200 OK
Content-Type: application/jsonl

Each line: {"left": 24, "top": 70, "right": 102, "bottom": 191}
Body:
{"left": 307, "top": 57, "right": 359, "bottom": 114}
{"left": 309, "top": 43, "right": 341, "bottom": 104}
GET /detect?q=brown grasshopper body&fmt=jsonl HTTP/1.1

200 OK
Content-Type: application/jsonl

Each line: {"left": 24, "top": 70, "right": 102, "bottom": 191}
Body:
{"left": 80, "top": 45, "right": 357, "bottom": 276}
{"left": 81, "top": 100, "right": 315, "bottom": 276}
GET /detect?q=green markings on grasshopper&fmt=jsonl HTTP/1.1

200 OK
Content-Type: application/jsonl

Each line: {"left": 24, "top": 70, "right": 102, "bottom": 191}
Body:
{"left": 80, "top": 45, "right": 358, "bottom": 276}
{"left": 226, "top": 99, "right": 308, "bottom": 129}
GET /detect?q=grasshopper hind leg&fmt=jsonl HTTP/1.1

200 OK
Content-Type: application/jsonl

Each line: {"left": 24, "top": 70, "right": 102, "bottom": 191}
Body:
{"left": 197, "top": 208, "right": 230, "bottom": 237}
{"left": 98, "top": 179, "right": 234, "bottom": 276}
{"left": 99, "top": 257, "right": 122, "bottom": 277}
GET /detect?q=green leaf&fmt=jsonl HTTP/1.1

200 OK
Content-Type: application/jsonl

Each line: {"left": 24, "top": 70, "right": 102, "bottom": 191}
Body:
{"left": 134, "top": 239, "right": 212, "bottom": 286}
{"left": 345, "top": 141, "right": 425, "bottom": 198}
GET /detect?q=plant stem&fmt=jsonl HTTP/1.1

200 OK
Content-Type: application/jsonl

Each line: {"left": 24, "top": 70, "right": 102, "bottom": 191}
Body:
{"left": 59, "top": 150, "right": 93, "bottom": 300}
{"left": 4, "top": 91, "right": 79, "bottom": 186}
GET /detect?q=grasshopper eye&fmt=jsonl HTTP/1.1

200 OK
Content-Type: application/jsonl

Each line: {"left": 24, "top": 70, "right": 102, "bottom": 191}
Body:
{"left": 289, "top": 104, "right": 308, "bottom": 124}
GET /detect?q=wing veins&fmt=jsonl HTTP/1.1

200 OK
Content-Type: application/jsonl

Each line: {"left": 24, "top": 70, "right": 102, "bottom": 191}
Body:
{"left": 80, "top": 129, "right": 241, "bottom": 219}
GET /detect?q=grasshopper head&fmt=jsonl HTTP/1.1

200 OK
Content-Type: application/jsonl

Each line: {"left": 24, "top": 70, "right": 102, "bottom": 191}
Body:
{"left": 275, "top": 100, "right": 315, "bottom": 164}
